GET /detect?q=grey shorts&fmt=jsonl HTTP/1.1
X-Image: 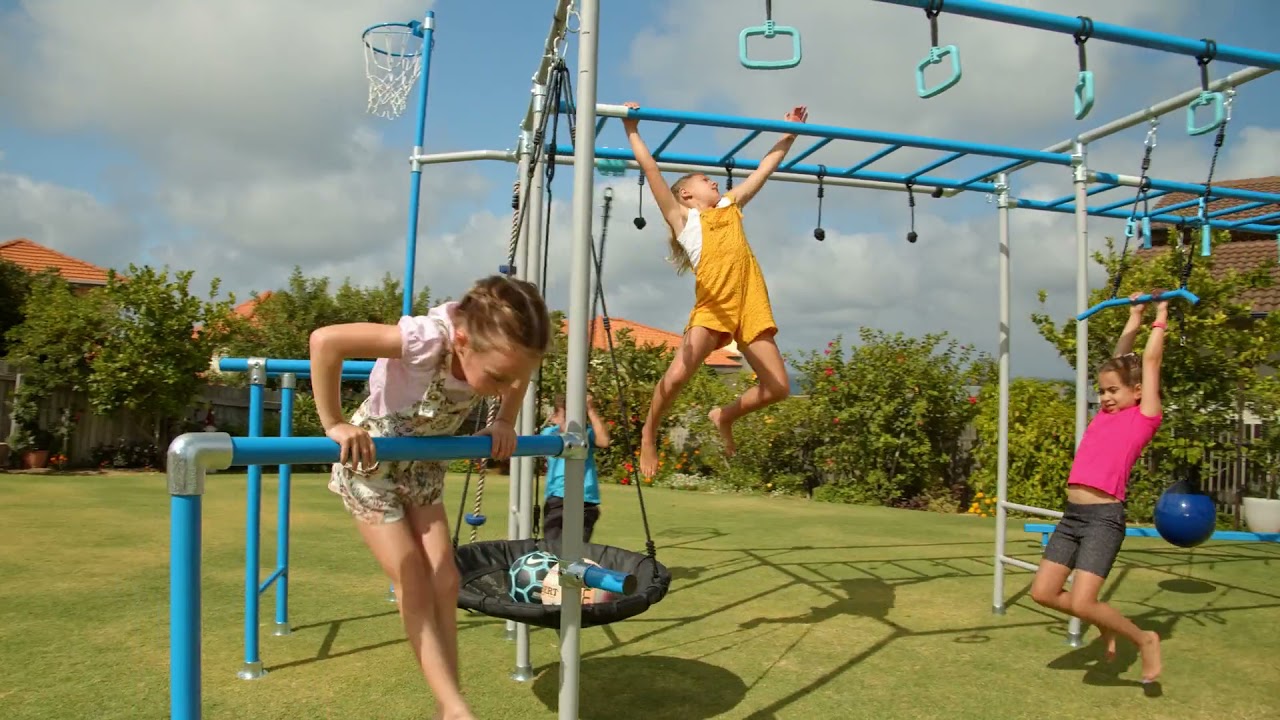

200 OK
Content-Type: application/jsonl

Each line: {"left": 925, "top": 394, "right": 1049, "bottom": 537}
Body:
{"left": 1043, "top": 501, "right": 1127, "bottom": 578}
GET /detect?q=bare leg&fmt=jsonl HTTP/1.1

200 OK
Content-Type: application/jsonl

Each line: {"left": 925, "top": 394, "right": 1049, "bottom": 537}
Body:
{"left": 1030, "top": 560, "right": 1119, "bottom": 661}
{"left": 1069, "top": 572, "right": 1162, "bottom": 682}
{"left": 640, "top": 326, "right": 723, "bottom": 477}
{"left": 711, "top": 332, "right": 791, "bottom": 457}
{"left": 356, "top": 517, "right": 474, "bottom": 719}
{"left": 408, "top": 503, "right": 464, "bottom": 691}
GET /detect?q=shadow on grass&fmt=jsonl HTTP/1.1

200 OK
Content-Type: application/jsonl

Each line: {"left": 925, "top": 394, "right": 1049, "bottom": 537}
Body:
{"left": 531, "top": 655, "right": 751, "bottom": 720}
{"left": 265, "top": 611, "right": 496, "bottom": 673}
{"left": 1046, "top": 613, "right": 1177, "bottom": 696}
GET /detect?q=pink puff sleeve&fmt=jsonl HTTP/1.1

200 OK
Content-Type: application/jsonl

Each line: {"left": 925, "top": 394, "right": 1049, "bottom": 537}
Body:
{"left": 397, "top": 314, "right": 446, "bottom": 370}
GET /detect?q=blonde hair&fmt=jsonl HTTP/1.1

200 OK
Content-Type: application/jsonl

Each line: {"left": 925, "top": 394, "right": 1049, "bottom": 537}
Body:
{"left": 1097, "top": 353, "right": 1142, "bottom": 388}
{"left": 665, "top": 174, "right": 697, "bottom": 275}
{"left": 453, "top": 275, "right": 552, "bottom": 356}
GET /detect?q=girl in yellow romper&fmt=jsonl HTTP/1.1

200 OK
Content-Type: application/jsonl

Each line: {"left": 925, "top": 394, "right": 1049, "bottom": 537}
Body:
{"left": 622, "top": 101, "right": 809, "bottom": 478}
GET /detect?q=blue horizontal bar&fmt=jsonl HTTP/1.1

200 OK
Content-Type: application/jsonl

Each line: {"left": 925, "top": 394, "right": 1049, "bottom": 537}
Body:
{"left": 1230, "top": 211, "right": 1280, "bottom": 228}
{"left": 652, "top": 123, "right": 687, "bottom": 158}
{"left": 1095, "top": 172, "right": 1280, "bottom": 206}
{"left": 1092, "top": 190, "right": 1170, "bottom": 215}
{"left": 906, "top": 151, "right": 966, "bottom": 180}
{"left": 1025, "top": 522, "right": 1280, "bottom": 544}
{"left": 782, "top": 138, "right": 832, "bottom": 169}
{"left": 845, "top": 145, "right": 902, "bottom": 174}
{"left": 871, "top": 0, "right": 1280, "bottom": 70}
{"left": 719, "top": 130, "right": 762, "bottom": 163}
{"left": 959, "top": 159, "right": 1022, "bottom": 188}
{"left": 1017, "top": 198, "right": 1280, "bottom": 234}
{"left": 258, "top": 567, "right": 285, "bottom": 594}
{"left": 228, "top": 434, "right": 565, "bottom": 467}
{"left": 1044, "top": 184, "right": 1119, "bottom": 210}
{"left": 566, "top": 145, "right": 999, "bottom": 193}
{"left": 610, "top": 106, "right": 1073, "bottom": 165}
{"left": 1209, "top": 201, "right": 1271, "bottom": 219}
{"left": 1076, "top": 288, "right": 1199, "bottom": 322}
{"left": 219, "top": 357, "right": 377, "bottom": 375}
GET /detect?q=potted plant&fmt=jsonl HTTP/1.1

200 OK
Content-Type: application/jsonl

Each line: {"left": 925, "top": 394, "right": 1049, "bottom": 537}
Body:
{"left": 1241, "top": 386, "right": 1280, "bottom": 534}
{"left": 7, "top": 391, "right": 49, "bottom": 470}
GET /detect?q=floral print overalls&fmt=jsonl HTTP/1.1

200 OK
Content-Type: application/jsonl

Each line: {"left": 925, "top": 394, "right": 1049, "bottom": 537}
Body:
{"left": 327, "top": 316, "right": 481, "bottom": 524}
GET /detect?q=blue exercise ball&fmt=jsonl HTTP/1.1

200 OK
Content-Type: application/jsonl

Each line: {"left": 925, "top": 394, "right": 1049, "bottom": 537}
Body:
{"left": 1153, "top": 490, "right": 1216, "bottom": 548}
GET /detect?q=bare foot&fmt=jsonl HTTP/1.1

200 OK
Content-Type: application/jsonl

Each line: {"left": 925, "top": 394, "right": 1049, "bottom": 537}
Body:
{"left": 639, "top": 428, "right": 659, "bottom": 478}
{"left": 437, "top": 707, "right": 477, "bottom": 720}
{"left": 709, "top": 407, "right": 737, "bottom": 458}
{"left": 1100, "top": 630, "right": 1117, "bottom": 662}
{"left": 1139, "top": 631, "right": 1162, "bottom": 683}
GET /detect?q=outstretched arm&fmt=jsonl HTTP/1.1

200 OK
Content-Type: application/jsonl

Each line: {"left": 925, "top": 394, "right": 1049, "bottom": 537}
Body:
{"left": 730, "top": 106, "right": 808, "bottom": 208}
{"left": 1113, "top": 293, "right": 1147, "bottom": 356}
{"left": 621, "top": 101, "right": 686, "bottom": 234}
{"left": 1140, "top": 299, "right": 1169, "bottom": 418}
{"left": 586, "top": 395, "right": 611, "bottom": 448}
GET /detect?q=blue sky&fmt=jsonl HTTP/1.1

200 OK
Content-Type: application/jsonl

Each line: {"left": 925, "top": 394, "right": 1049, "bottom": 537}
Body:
{"left": 3, "top": 0, "right": 1280, "bottom": 379}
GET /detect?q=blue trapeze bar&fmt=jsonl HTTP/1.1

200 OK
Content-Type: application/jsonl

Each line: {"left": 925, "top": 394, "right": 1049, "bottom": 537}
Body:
{"left": 218, "top": 357, "right": 377, "bottom": 376}
{"left": 568, "top": 145, "right": 999, "bottom": 193}
{"left": 870, "top": 0, "right": 1280, "bottom": 71}
{"left": 599, "top": 105, "right": 1073, "bottom": 166}
{"left": 227, "top": 434, "right": 565, "bottom": 467}
{"left": 1077, "top": 288, "right": 1199, "bottom": 322}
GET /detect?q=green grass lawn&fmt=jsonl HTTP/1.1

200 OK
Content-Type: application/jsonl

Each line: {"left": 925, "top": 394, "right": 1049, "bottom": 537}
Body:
{"left": 1, "top": 470, "right": 1278, "bottom": 720}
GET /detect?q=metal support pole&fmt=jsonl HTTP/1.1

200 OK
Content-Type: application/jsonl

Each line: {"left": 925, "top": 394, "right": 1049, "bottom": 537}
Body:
{"left": 1068, "top": 141, "right": 1089, "bottom": 648}
{"left": 993, "top": 173, "right": 1011, "bottom": 615}
{"left": 505, "top": 126, "right": 536, "bottom": 644}
{"left": 557, "top": 0, "right": 599, "bottom": 716}
{"left": 512, "top": 85, "right": 549, "bottom": 685}
{"left": 400, "top": 10, "right": 437, "bottom": 316}
{"left": 239, "top": 358, "right": 267, "bottom": 680}
{"left": 273, "top": 373, "right": 295, "bottom": 636}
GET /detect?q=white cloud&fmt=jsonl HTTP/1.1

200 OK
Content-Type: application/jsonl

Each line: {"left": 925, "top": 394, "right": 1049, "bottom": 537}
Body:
{"left": 0, "top": 173, "right": 139, "bottom": 266}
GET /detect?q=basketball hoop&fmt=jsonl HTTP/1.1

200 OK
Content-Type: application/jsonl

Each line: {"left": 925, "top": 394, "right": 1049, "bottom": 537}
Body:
{"left": 362, "top": 21, "right": 426, "bottom": 119}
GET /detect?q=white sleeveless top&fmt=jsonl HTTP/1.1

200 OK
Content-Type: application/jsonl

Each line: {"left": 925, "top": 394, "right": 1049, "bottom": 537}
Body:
{"left": 675, "top": 196, "right": 732, "bottom": 270}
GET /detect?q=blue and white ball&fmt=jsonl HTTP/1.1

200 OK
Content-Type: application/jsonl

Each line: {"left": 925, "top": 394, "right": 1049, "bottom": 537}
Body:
{"left": 508, "top": 550, "right": 559, "bottom": 603}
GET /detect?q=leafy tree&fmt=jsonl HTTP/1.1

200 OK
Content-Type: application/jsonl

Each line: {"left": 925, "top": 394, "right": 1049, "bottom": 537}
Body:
{"left": 970, "top": 378, "right": 1077, "bottom": 514}
{"left": 86, "top": 265, "right": 238, "bottom": 443}
{"left": 0, "top": 259, "right": 33, "bottom": 358}
{"left": 788, "top": 329, "right": 994, "bottom": 508}
{"left": 1032, "top": 233, "right": 1280, "bottom": 520}
{"left": 4, "top": 271, "right": 109, "bottom": 397}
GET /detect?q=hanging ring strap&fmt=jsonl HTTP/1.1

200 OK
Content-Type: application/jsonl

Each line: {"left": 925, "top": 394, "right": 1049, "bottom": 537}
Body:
{"left": 634, "top": 173, "right": 647, "bottom": 229}
{"left": 723, "top": 157, "right": 736, "bottom": 191}
{"left": 905, "top": 181, "right": 919, "bottom": 243}
{"left": 925, "top": 0, "right": 943, "bottom": 47}
{"left": 1196, "top": 39, "right": 1218, "bottom": 91}
{"left": 1073, "top": 16, "right": 1093, "bottom": 71}
{"left": 813, "top": 165, "right": 826, "bottom": 241}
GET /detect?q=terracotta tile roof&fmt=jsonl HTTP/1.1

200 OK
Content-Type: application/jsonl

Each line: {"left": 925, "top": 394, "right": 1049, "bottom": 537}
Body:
{"left": 560, "top": 316, "right": 744, "bottom": 368}
{"left": 1136, "top": 238, "right": 1280, "bottom": 313}
{"left": 233, "top": 291, "right": 272, "bottom": 320}
{"left": 0, "top": 238, "right": 110, "bottom": 285}
{"left": 1148, "top": 176, "right": 1280, "bottom": 231}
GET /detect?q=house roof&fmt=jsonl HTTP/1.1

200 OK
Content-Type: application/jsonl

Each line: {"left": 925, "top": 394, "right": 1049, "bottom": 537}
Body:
{"left": 1136, "top": 238, "right": 1280, "bottom": 313}
{"left": 233, "top": 291, "right": 272, "bottom": 320}
{"left": 562, "top": 316, "right": 744, "bottom": 368}
{"left": 1149, "top": 176, "right": 1280, "bottom": 231}
{"left": 0, "top": 238, "right": 111, "bottom": 286}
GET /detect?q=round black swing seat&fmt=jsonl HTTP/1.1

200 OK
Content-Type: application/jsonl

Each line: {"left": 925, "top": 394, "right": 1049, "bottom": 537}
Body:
{"left": 455, "top": 538, "right": 672, "bottom": 629}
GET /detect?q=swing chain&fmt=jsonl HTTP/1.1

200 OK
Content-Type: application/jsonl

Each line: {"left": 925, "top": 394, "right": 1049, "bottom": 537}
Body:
{"left": 724, "top": 157, "right": 736, "bottom": 190}
{"left": 905, "top": 180, "right": 919, "bottom": 244}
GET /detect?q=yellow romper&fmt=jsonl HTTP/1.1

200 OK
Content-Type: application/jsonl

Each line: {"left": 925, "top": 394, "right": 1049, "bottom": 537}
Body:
{"left": 677, "top": 193, "right": 777, "bottom": 347}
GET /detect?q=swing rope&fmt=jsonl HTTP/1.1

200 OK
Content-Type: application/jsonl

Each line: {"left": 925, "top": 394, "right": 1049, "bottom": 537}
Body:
{"left": 1108, "top": 119, "right": 1159, "bottom": 300}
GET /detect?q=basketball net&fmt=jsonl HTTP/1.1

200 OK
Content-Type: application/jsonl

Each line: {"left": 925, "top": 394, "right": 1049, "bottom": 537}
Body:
{"left": 363, "top": 24, "right": 424, "bottom": 120}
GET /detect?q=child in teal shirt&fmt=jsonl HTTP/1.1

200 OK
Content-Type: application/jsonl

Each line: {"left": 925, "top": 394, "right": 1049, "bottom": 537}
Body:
{"left": 539, "top": 393, "right": 612, "bottom": 542}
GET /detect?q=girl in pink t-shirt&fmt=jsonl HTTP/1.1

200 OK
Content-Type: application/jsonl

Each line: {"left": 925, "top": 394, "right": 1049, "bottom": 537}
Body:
{"left": 309, "top": 275, "right": 551, "bottom": 720}
{"left": 1030, "top": 292, "right": 1169, "bottom": 685}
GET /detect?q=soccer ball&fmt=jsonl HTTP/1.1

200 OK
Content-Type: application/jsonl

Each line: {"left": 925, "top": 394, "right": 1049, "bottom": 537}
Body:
{"left": 508, "top": 550, "right": 559, "bottom": 603}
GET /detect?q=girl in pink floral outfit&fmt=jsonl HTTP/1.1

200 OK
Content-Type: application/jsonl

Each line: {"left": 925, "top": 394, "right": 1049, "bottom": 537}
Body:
{"left": 310, "top": 274, "right": 551, "bottom": 720}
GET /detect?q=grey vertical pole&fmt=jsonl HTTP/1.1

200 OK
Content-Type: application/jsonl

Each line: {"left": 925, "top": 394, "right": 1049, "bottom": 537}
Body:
{"left": 992, "top": 173, "right": 1012, "bottom": 615}
{"left": 558, "top": 0, "right": 600, "bottom": 716}
{"left": 512, "top": 82, "right": 549, "bottom": 684}
{"left": 506, "top": 129, "right": 535, "bottom": 644}
{"left": 1068, "top": 140, "right": 1088, "bottom": 648}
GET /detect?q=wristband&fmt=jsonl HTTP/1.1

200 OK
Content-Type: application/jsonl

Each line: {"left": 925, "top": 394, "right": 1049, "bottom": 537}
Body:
{"left": 1151, "top": 321, "right": 1167, "bottom": 330}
